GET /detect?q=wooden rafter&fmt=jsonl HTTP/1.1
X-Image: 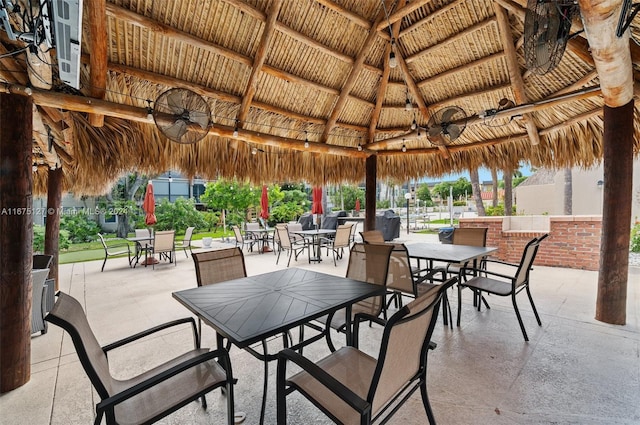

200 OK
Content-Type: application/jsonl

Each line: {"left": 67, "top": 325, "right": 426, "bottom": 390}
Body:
{"left": 398, "top": 0, "right": 463, "bottom": 37}
{"left": 368, "top": 0, "right": 404, "bottom": 144}
{"left": 378, "top": 0, "right": 443, "bottom": 31}
{"left": 237, "top": 0, "right": 283, "bottom": 126}
{"left": 87, "top": 0, "right": 107, "bottom": 127}
{"left": 494, "top": 3, "right": 541, "bottom": 146}
{"left": 417, "top": 51, "right": 506, "bottom": 89}
{"left": 320, "top": 2, "right": 392, "bottom": 143}
{"left": 32, "top": 105, "right": 60, "bottom": 167}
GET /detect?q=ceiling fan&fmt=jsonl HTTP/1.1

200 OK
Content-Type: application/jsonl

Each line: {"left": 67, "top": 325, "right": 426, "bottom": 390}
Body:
{"left": 524, "top": 0, "right": 580, "bottom": 75}
{"left": 426, "top": 106, "right": 467, "bottom": 146}
{"left": 152, "top": 88, "right": 211, "bottom": 144}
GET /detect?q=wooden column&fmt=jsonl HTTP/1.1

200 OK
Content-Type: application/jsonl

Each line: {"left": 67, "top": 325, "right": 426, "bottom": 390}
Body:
{"left": 0, "top": 93, "right": 33, "bottom": 392}
{"left": 45, "top": 167, "right": 63, "bottom": 290}
{"left": 596, "top": 100, "right": 634, "bottom": 325}
{"left": 365, "top": 155, "right": 377, "bottom": 231}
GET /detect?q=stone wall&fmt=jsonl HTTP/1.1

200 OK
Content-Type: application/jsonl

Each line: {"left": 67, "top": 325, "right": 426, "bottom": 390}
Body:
{"left": 459, "top": 216, "right": 602, "bottom": 270}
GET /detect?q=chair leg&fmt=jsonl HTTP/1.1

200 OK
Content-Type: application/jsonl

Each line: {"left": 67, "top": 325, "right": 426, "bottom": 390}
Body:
{"left": 512, "top": 293, "right": 529, "bottom": 341}
{"left": 276, "top": 356, "right": 288, "bottom": 425}
{"left": 526, "top": 286, "right": 542, "bottom": 326}
{"left": 420, "top": 374, "right": 437, "bottom": 424}
{"left": 101, "top": 255, "right": 107, "bottom": 272}
{"left": 457, "top": 284, "right": 463, "bottom": 327}
{"left": 276, "top": 247, "right": 282, "bottom": 264}
{"left": 287, "top": 249, "right": 293, "bottom": 267}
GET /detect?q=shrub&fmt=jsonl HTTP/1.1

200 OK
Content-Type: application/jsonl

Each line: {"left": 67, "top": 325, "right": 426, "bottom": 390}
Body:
{"left": 631, "top": 224, "right": 640, "bottom": 253}
{"left": 33, "top": 225, "right": 70, "bottom": 252}
{"left": 60, "top": 211, "right": 101, "bottom": 243}
{"left": 154, "top": 198, "right": 207, "bottom": 233}
{"left": 270, "top": 202, "right": 304, "bottom": 224}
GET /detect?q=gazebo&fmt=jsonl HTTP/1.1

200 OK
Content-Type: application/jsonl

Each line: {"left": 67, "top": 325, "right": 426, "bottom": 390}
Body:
{"left": 1, "top": 0, "right": 638, "bottom": 392}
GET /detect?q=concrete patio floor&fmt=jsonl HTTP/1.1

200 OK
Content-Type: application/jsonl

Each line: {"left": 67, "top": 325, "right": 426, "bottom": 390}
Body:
{"left": 1, "top": 232, "right": 639, "bottom": 425}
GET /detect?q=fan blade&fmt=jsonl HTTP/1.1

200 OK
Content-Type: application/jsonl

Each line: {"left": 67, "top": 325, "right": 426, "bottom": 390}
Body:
{"left": 189, "top": 110, "right": 210, "bottom": 129}
{"left": 166, "top": 90, "right": 185, "bottom": 115}
{"left": 441, "top": 107, "right": 459, "bottom": 123}
{"left": 428, "top": 125, "right": 441, "bottom": 137}
{"left": 162, "top": 120, "right": 188, "bottom": 141}
{"left": 445, "top": 124, "right": 462, "bottom": 140}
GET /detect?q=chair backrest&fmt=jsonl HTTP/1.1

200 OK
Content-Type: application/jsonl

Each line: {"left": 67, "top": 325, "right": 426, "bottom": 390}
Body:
{"left": 368, "top": 278, "right": 456, "bottom": 413}
{"left": 245, "top": 222, "right": 260, "bottom": 231}
{"left": 231, "top": 225, "right": 244, "bottom": 243}
{"left": 97, "top": 233, "right": 108, "bottom": 249}
{"left": 333, "top": 224, "right": 352, "bottom": 248}
{"left": 182, "top": 226, "right": 195, "bottom": 246}
{"left": 33, "top": 254, "right": 53, "bottom": 269}
{"left": 45, "top": 292, "right": 113, "bottom": 399}
{"left": 135, "top": 228, "right": 151, "bottom": 239}
{"left": 192, "top": 247, "right": 247, "bottom": 287}
{"left": 386, "top": 244, "right": 417, "bottom": 296}
{"left": 287, "top": 222, "right": 303, "bottom": 233}
{"left": 360, "top": 230, "right": 385, "bottom": 244}
{"left": 346, "top": 243, "right": 394, "bottom": 317}
{"left": 452, "top": 227, "right": 487, "bottom": 247}
{"left": 277, "top": 225, "right": 293, "bottom": 249}
{"left": 514, "top": 235, "right": 547, "bottom": 288}
{"left": 154, "top": 230, "right": 175, "bottom": 251}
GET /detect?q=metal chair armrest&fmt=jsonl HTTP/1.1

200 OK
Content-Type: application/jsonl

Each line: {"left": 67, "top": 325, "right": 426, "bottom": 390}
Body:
{"left": 103, "top": 317, "right": 199, "bottom": 353}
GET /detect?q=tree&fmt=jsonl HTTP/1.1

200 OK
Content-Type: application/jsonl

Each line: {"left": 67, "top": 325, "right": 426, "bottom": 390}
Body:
{"left": 503, "top": 168, "right": 513, "bottom": 216}
{"left": 201, "top": 180, "right": 261, "bottom": 224}
{"left": 415, "top": 184, "right": 433, "bottom": 207}
{"left": 469, "top": 168, "right": 486, "bottom": 216}
{"left": 563, "top": 167, "right": 572, "bottom": 215}
{"left": 329, "top": 185, "right": 364, "bottom": 211}
{"left": 100, "top": 172, "right": 147, "bottom": 238}
{"left": 491, "top": 168, "right": 499, "bottom": 207}
{"left": 154, "top": 198, "right": 207, "bottom": 232}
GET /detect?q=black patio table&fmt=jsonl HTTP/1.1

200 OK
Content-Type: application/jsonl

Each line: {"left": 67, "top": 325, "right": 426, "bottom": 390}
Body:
{"left": 125, "top": 235, "right": 153, "bottom": 267}
{"left": 172, "top": 267, "right": 384, "bottom": 424}
{"left": 292, "top": 228, "right": 336, "bottom": 262}
{"left": 406, "top": 242, "right": 497, "bottom": 266}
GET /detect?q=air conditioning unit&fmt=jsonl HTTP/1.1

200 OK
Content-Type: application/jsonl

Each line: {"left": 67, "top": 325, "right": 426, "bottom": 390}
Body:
{"left": 50, "top": 0, "right": 83, "bottom": 89}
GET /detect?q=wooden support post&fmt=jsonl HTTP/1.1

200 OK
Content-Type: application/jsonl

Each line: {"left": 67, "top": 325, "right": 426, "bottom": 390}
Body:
{"left": 0, "top": 93, "right": 33, "bottom": 392}
{"left": 596, "top": 100, "right": 634, "bottom": 325}
{"left": 45, "top": 168, "right": 63, "bottom": 291}
{"left": 365, "top": 155, "right": 377, "bottom": 232}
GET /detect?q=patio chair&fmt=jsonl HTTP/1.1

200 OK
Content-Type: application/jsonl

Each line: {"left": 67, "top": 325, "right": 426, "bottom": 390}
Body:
{"left": 133, "top": 228, "right": 153, "bottom": 264}
{"left": 275, "top": 225, "right": 308, "bottom": 267}
{"left": 285, "top": 222, "right": 309, "bottom": 245}
{"left": 31, "top": 268, "right": 50, "bottom": 335}
{"left": 324, "top": 243, "right": 394, "bottom": 352}
{"left": 97, "top": 233, "right": 131, "bottom": 272}
{"left": 320, "top": 223, "right": 352, "bottom": 266}
{"left": 277, "top": 277, "right": 457, "bottom": 425}
{"left": 192, "top": 247, "right": 247, "bottom": 344}
{"left": 457, "top": 234, "right": 549, "bottom": 341}
{"left": 33, "top": 254, "right": 55, "bottom": 313}
{"left": 181, "top": 226, "right": 195, "bottom": 257}
{"left": 151, "top": 230, "right": 176, "bottom": 269}
{"left": 385, "top": 244, "right": 452, "bottom": 328}
{"left": 231, "top": 225, "right": 258, "bottom": 252}
{"left": 360, "top": 230, "right": 385, "bottom": 244}
{"left": 44, "top": 292, "right": 236, "bottom": 425}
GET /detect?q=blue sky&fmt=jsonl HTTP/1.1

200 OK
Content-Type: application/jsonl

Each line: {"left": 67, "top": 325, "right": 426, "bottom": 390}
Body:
{"left": 423, "top": 165, "right": 533, "bottom": 184}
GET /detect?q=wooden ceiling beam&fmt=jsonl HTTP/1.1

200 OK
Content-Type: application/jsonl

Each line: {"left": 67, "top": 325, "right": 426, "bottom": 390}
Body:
{"left": 417, "top": 51, "right": 506, "bottom": 89}
{"left": 3, "top": 82, "right": 369, "bottom": 158}
{"left": 369, "top": 0, "right": 404, "bottom": 144}
{"left": 0, "top": 43, "right": 29, "bottom": 85}
{"left": 376, "top": 0, "right": 432, "bottom": 31}
{"left": 405, "top": 17, "right": 497, "bottom": 64}
{"left": 32, "top": 105, "right": 61, "bottom": 167}
{"left": 398, "top": 0, "right": 463, "bottom": 37}
{"left": 428, "top": 83, "right": 513, "bottom": 111}
{"left": 87, "top": 0, "right": 108, "bottom": 127}
{"left": 314, "top": 0, "right": 371, "bottom": 29}
{"left": 321, "top": 2, "right": 392, "bottom": 142}
{"left": 494, "top": 3, "right": 541, "bottom": 146}
{"left": 237, "top": 0, "right": 283, "bottom": 126}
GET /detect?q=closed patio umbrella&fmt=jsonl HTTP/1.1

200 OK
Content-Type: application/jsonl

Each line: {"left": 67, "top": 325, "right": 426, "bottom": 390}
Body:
{"left": 260, "top": 185, "right": 269, "bottom": 220}
{"left": 355, "top": 198, "right": 361, "bottom": 214}
{"left": 143, "top": 181, "right": 157, "bottom": 226}
{"left": 311, "top": 187, "right": 323, "bottom": 229}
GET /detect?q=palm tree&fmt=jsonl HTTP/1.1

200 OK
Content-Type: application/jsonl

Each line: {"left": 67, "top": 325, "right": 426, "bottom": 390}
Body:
{"left": 470, "top": 168, "right": 486, "bottom": 216}
{"left": 503, "top": 168, "right": 513, "bottom": 216}
{"left": 491, "top": 168, "right": 499, "bottom": 207}
{"left": 564, "top": 167, "right": 572, "bottom": 215}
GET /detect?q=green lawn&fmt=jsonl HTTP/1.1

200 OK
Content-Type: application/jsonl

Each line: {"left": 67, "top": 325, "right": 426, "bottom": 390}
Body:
{"left": 58, "top": 230, "right": 234, "bottom": 264}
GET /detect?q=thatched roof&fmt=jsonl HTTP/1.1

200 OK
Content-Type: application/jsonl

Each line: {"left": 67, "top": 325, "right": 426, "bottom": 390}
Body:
{"left": 2, "top": 0, "right": 640, "bottom": 195}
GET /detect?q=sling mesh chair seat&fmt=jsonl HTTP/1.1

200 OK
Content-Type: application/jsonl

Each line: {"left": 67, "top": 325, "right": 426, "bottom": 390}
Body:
{"left": 275, "top": 224, "right": 308, "bottom": 267}
{"left": 181, "top": 226, "right": 195, "bottom": 257}
{"left": 323, "top": 243, "right": 394, "bottom": 352}
{"left": 457, "top": 234, "right": 549, "bottom": 341}
{"left": 359, "top": 230, "right": 385, "bottom": 244}
{"left": 319, "top": 223, "right": 353, "bottom": 266}
{"left": 232, "top": 225, "right": 258, "bottom": 252}
{"left": 151, "top": 230, "right": 176, "bottom": 269}
{"left": 45, "top": 292, "right": 236, "bottom": 425}
{"left": 97, "top": 233, "right": 131, "bottom": 272}
{"left": 277, "top": 277, "right": 457, "bottom": 425}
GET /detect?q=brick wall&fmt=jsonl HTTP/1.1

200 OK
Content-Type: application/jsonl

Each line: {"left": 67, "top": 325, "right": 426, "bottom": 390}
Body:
{"left": 459, "top": 216, "right": 602, "bottom": 270}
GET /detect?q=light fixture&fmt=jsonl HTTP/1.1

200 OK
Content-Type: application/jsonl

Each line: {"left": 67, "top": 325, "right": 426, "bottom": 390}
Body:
{"left": 402, "top": 144, "right": 407, "bottom": 153}
{"left": 32, "top": 164, "right": 38, "bottom": 172}
{"left": 411, "top": 118, "right": 417, "bottom": 130}
{"left": 233, "top": 119, "right": 239, "bottom": 137}
{"left": 405, "top": 90, "right": 412, "bottom": 111}
{"left": 146, "top": 99, "right": 153, "bottom": 121}
{"left": 168, "top": 172, "right": 173, "bottom": 183}
{"left": 357, "top": 144, "right": 363, "bottom": 151}
{"left": 389, "top": 40, "right": 397, "bottom": 68}
{"left": 251, "top": 147, "right": 258, "bottom": 155}
{"left": 304, "top": 131, "right": 309, "bottom": 148}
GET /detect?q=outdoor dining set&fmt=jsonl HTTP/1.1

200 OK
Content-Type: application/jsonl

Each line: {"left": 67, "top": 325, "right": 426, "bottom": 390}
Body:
{"left": 43, "top": 225, "right": 548, "bottom": 424}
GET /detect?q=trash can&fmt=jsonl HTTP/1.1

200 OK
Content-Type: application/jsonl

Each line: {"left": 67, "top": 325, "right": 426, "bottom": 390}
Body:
{"left": 438, "top": 227, "right": 455, "bottom": 244}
